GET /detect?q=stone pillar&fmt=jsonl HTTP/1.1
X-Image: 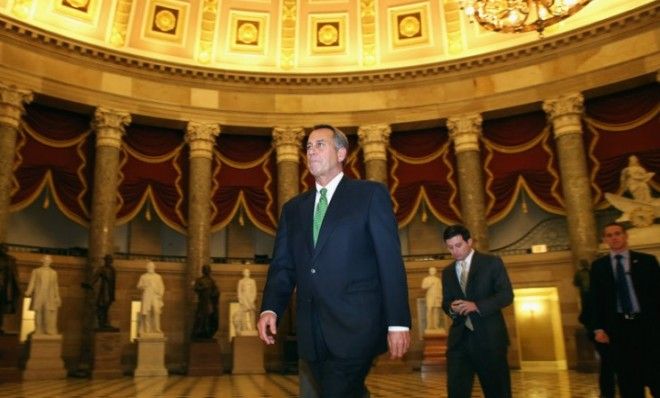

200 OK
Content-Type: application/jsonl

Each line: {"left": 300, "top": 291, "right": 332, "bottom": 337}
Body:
{"left": 272, "top": 127, "right": 305, "bottom": 215}
{"left": 185, "top": 121, "right": 220, "bottom": 278}
{"left": 447, "top": 114, "right": 489, "bottom": 251}
{"left": 357, "top": 124, "right": 391, "bottom": 184}
{"left": 0, "top": 83, "right": 32, "bottom": 243}
{"left": 543, "top": 93, "right": 598, "bottom": 265}
{"left": 80, "top": 107, "right": 130, "bottom": 372}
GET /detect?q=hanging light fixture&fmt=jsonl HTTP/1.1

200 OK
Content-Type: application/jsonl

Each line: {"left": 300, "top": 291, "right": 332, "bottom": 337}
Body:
{"left": 461, "top": 0, "right": 593, "bottom": 35}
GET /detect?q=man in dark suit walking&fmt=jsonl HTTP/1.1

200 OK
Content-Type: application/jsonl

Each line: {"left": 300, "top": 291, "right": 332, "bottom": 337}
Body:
{"left": 441, "top": 225, "right": 513, "bottom": 398}
{"left": 589, "top": 222, "right": 659, "bottom": 398}
{"left": 257, "top": 124, "right": 411, "bottom": 398}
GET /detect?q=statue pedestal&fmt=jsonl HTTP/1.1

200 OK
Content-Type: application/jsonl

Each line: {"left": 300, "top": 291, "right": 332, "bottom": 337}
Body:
{"left": 24, "top": 334, "right": 67, "bottom": 380}
{"left": 371, "top": 352, "right": 411, "bottom": 374}
{"left": 574, "top": 328, "right": 598, "bottom": 372}
{"left": 422, "top": 330, "right": 447, "bottom": 372}
{"left": 92, "top": 330, "right": 123, "bottom": 378}
{"left": 135, "top": 334, "right": 168, "bottom": 376}
{"left": 232, "top": 335, "right": 264, "bottom": 374}
{"left": 188, "top": 339, "right": 223, "bottom": 376}
{"left": 0, "top": 333, "right": 21, "bottom": 382}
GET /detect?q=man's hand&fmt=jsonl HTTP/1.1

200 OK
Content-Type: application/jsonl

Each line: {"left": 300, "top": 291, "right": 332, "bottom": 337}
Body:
{"left": 387, "top": 330, "right": 410, "bottom": 359}
{"left": 594, "top": 330, "right": 610, "bottom": 344}
{"left": 257, "top": 312, "right": 278, "bottom": 345}
{"left": 451, "top": 300, "right": 477, "bottom": 316}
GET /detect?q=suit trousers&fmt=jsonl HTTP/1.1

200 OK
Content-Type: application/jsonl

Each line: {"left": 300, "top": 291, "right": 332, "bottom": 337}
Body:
{"left": 593, "top": 341, "right": 615, "bottom": 398}
{"left": 302, "top": 309, "right": 372, "bottom": 398}
{"left": 447, "top": 328, "right": 511, "bottom": 398}
{"left": 612, "top": 317, "right": 659, "bottom": 398}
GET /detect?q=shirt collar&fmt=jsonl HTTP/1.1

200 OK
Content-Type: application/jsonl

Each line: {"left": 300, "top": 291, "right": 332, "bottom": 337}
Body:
{"left": 315, "top": 172, "right": 344, "bottom": 203}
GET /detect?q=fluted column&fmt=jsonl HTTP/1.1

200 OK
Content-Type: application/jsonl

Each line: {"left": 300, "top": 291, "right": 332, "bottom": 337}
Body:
{"left": 358, "top": 124, "right": 391, "bottom": 184}
{"left": 447, "top": 113, "right": 489, "bottom": 251}
{"left": 185, "top": 121, "right": 220, "bottom": 277}
{"left": 272, "top": 126, "right": 305, "bottom": 215}
{"left": 0, "top": 83, "right": 32, "bottom": 243}
{"left": 81, "top": 107, "right": 130, "bottom": 372}
{"left": 543, "top": 93, "right": 597, "bottom": 265}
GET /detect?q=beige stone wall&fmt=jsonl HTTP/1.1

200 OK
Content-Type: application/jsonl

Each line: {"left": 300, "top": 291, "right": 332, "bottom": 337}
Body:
{"left": 6, "top": 248, "right": 605, "bottom": 372}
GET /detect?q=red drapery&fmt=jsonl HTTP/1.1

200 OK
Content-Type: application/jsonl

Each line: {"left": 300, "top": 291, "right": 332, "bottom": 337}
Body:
{"left": 389, "top": 127, "right": 460, "bottom": 226}
{"left": 11, "top": 103, "right": 93, "bottom": 226}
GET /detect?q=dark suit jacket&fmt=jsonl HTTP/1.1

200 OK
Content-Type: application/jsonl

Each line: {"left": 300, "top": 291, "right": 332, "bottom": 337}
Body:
{"left": 589, "top": 251, "right": 660, "bottom": 339}
{"left": 441, "top": 251, "right": 513, "bottom": 351}
{"left": 261, "top": 177, "right": 411, "bottom": 360}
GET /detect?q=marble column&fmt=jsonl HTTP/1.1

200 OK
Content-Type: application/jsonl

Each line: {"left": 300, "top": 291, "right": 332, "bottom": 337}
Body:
{"left": 185, "top": 122, "right": 220, "bottom": 278}
{"left": 272, "top": 127, "right": 305, "bottom": 215}
{"left": 447, "top": 114, "right": 490, "bottom": 251}
{"left": 0, "top": 83, "right": 32, "bottom": 243}
{"left": 543, "top": 93, "right": 598, "bottom": 265}
{"left": 80, "top": 107, "right": 130, "bottom": 373}
{"left": 357, "top": 124, "right": 391, "bottom": 184}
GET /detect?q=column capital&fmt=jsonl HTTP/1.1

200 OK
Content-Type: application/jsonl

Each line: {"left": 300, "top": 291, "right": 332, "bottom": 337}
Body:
{"left": 447, "top": 113, "right": 482, "bottom": 153}
{"left": 186, "top": 121, "right": 220, "bottom": 159}
{"left": 357, "top": 123, "right": 391, "bottom": 162}
{"left": 93, "top": 107, "right": 131, "bottom": 148}
{"left": 0, "top": 83, "right": 33, "bottom": 129}
{"left": 543, "top": 93, "right": 584, "bottom": 138}
{"left": 272, "top": 126, "right": 305, "bottom": 163}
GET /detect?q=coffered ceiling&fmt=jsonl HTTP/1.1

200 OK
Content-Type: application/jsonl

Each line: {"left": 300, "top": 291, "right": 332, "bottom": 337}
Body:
{"left": 0, "top": 0, "right": 652, "bottom": 74}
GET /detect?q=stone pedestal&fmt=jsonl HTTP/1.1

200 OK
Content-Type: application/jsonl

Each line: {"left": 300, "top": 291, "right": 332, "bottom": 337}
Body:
{"left": 422, "top": 331, "right": 447, "bottom": 372}
{"left": 135, "top": 334, "right": 168, "bottom": 376}
{"left": 0, "top": 333, "right": 21, "bottom": 382}
{"left": 232, "top": 335, "right": 264, "bottom": 374}
{"left": 371, "top": 352, "right": 412, "bottom": 374}
{"left": 92, "top": 330, "right": 123, "bottom": 378}
{"left": 188, "top": 339, "right": 223, "bottom": 376}
{"left": 24, "top": 334, "right": 67, "bottom": 380}
{"left": 574, "top": 328, "right": 598, "bottom": 373}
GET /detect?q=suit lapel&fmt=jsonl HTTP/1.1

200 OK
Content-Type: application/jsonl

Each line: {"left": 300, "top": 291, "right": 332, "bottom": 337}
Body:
{"left": 300, "top": 189, "right": 316, "bottom": 257}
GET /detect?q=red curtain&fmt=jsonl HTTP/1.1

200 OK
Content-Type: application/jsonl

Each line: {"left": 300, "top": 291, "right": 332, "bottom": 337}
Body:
{"left": 584, "top": 84, "right": 660, "bottom": 206}
{"left": 11, "top": 104, "right": 93, "bottom": 225}
{"left": 482, "top": 111, "right": 564, "bottom": 222}
{"left": 389, "top": 127, "right": 460, "bottom": 226}
{"left": 116, "top": 124, "right": 186, "bottom": 232}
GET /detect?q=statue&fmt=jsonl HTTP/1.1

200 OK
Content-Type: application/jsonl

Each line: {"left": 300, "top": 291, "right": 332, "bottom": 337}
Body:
{"left": 83, "top": 254, "right": 117, "bottom": 330}
{"left": 0, "top": 244, "right": 20, "bottom": 334}
{"left": 421, "top": 266, "right": 442, "bottom": 331}
{"left": 192, "top": 264, "right": 219, "bottom": 340}
{"left": 605, "top": 155, "right": 659, "bottom": 228}
{"left": 25, "top": 255, "right": 61, "bottom": 335}
{"left": 573, "top": 259, "right": 591, "bottom": 327}
{"left": 233, "top": 268, "right": 257, "bottom": 335}
{"left": 137, "top": 261, "right": 164, "bottom": 335}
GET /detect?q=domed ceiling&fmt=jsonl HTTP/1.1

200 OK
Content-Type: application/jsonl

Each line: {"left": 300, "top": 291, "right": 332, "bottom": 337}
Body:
{"left": 0, "top": 0, "right": 652, "bottom": 74}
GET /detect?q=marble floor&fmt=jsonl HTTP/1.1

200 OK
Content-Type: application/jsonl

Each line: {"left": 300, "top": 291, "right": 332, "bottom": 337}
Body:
{"left": 0, "top": 370, "right": 608, "bottom": 397}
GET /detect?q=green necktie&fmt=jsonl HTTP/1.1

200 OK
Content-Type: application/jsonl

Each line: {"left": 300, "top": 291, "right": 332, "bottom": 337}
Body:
{"left": 313, "top": 188, "right": 328, "bottom": 245}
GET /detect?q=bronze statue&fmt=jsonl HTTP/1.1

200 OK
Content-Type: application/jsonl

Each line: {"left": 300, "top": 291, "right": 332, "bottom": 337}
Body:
{"left": 0, "top": 244, "right": 20, "bottom": 334}
{"left": 83, "top": 254, "right": 117, "bottom": 330}
{"left": 192, "top": 264, "right": 219, "bottom": 340}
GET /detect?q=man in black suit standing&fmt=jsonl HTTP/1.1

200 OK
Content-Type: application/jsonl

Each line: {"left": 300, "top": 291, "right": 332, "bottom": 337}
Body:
{"left": 257, "top": 124, "right": 411, "bottom": 398}
{"left": 589, "top": 222, "right": 660, "bottom": 398}
{"left": 441, "top": 225, "right": 513, "bottom": 398}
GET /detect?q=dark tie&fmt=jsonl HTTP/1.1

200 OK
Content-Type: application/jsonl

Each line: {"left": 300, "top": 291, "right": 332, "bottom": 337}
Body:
{"left": 312, "top": 188, "right": 328, "bottom": 245}
{"left": 615, "top": 254, "right": 634, "bottom": 314}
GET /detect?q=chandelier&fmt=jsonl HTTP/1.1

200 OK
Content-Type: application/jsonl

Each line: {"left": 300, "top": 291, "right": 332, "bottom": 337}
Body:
{"left": 461, "top": 0, "right": 593, "bottom": 35}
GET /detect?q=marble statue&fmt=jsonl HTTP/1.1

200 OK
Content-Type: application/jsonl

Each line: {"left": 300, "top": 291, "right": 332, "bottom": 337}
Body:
{"left": 421, "top": 266, "right": 442, "bottom": 331}
{"left": 25, "top": 255, "right": 61, "bottom": 335}
{"left": 137, "top": 261, "right": 164, "bottom": 335}
{"left": 605, "top": 155, "right": 659, "bottom": 227}
{"left": 233, "top": 268, "right": 257, "bottom": 335}
{"left": 192, "top": 264, "right": 219, "bottom": 340}
{"left": 0, "top": 244, "right": 20, "bottom": 334}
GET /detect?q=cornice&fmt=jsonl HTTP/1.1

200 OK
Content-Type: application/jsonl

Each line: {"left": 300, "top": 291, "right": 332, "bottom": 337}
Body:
{"left": 0, "top": 3, "right": 657, "bottom": 91}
